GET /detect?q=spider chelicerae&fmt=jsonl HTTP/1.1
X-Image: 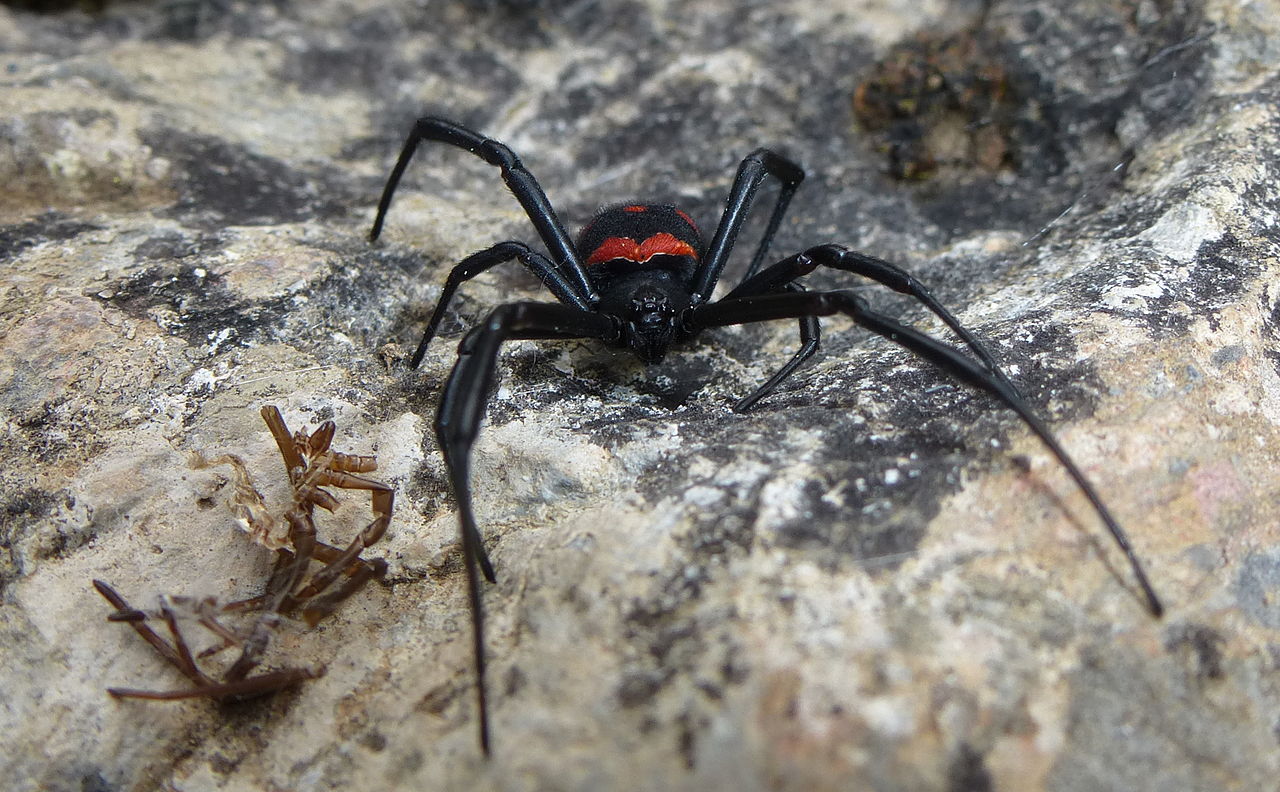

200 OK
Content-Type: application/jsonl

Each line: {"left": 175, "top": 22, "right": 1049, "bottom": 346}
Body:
{"left": 370, "top": 116, "right": 1163, "bottom": 755}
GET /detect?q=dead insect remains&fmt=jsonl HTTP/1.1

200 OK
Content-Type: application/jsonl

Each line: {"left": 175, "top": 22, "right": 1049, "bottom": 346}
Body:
{"left": 94, "top": 405, "right": 393, "bottom": 702}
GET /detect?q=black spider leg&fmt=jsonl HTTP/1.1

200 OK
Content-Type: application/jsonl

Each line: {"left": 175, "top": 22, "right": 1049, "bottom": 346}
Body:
{"left": 722, "top": 246, "right": 1024, "bottom": 409}
{"left": 435, "top": 302, "right": 619, "bottom": 755}
{"left": 678, "top": 149, "right": 808, "bottom": 409}
{"left": 690, "top": 148, "right": 806, "bottom": 303}
{"left": 408, "top": 241, "right": 592, "bottom": 368}
{"left": 685, "top": 289, "right": 1164, "bottom": 617}
{"left": 727, "top": 283, "right": 820, "bottom": 413}
{"left": 369, "top": 116, "right": 599, "bottom": 304}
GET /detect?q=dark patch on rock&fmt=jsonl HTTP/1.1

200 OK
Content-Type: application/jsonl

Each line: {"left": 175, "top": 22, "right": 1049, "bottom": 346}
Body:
{"left": 676, "top": 709, "right": 698, "bottom": 769}
{"left": 1, "top": 484, "right": 85, "bottom": 588}
{"left": 684, "top": 504, "right": 755, "bottom": 562}
{"left": 850, "top": 0, "right": 1211, "bottom": 240}
{"left": 1050, "top": 637, "right": 1260, "bottom": 791}
{"left": 542, "top": 0, "right": 653, "bottom": 48}
{"left": 1233, "top": 550, "right": 1280, "bottom": 630}
{"left": 575, "top": 77, "right": 720, "bottom": 173}
{"left": 416, "top": 43, "right": 523, "bottom": 102}
{"left": 577, "top": 362, "right": 1006, "bottom": 574}
{"left": 78, "top": 770, "right": 116, "bottom": 792}
{"left": 143, "top": 0, "right": 236, "bottom": 41}
{"left": 621, "top": 566, "right": 710, "bottom": 677}
{"left": 0, "top": 486, "right": 65, "bottom": 590}
{"left": 1163, "top": 623, "right": 1226, "bottom": 681}
{"left": 1263, "top": 287, "right": 1280, "bottom": 380}
{"left": 633, "top": 357, "right": 715, "bottom": 410}
{"left": 139, "top": 126, "right": 359, "bottom": 229}
{"left": 0, "top": 210, "right": 100, "bottom": 262}
{"left": 1, "top": 1, "right": 109, "bottom": 9}
{"left": 10, "top": 396, "right": 101, "bottom": 465}
{"left": 274, "top": 9, "right": 413, "bottom": 96}
{"left": 1089, "top": 232, "right": 1261, "bottom": 339}
{"left": 130, "top": 230, "right": 224, "bottom": 262}
{"left": 265, "top": 245, "right": 444, "bottom": 388}
{"left": 208, "top": 752, "right": 241, "bottom": 776}
{"left": 773, "top": 479, "right": 931, "bottom": 574}
{"left": 1239, "top": 103, "right": 1280, "bottom": 224}
{"left": 282, "top": 38, "right": 396, "bottom": 96}
{"left": 95, "top": 263, "right": 290, "bottom": 351}
{"left": 947, "top": 743, "right": 993, "bottom": 792}
{"left": 613, "top": 514, "right": 758, "bottom": 718}
{"left": 1209, "top": 344, "right": 1244, "bottom": 368}
{"left": 705, "top": 309, "right": 1105, "bottom": 570}
{"left": 616, "top": 668, "right": 670, "bottom": 708}
{"left": 503, "top": 664, "right": 526, "bottom": 698}
{"left": 2, "top": 486, "right": 61, "bottom": 525}
{"left": 538, "top": 58, "right": 658, "bottom": 136}
{"left": 415, "top": 681, "right": 464, "bottom": 716}
{"left": 645, "top": 621, "right": 698, "bottom": 666}
{"left": 359, "top": 730, "right": 388, "bottom": 752}
{"left": 0, "top": 0, "right": 254, "bottom": 43}
{"left": 1169, "top": 233, "right": 1264, "bottom": 331}
{"left": 391, "top": 1, "right": 561, "bottom": 54}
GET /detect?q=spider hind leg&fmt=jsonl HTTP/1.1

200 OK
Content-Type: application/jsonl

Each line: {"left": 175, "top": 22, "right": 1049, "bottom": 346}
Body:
{"left": 688, "top": 287, "right": 1162, "bottom": 617}
{"left": 433, "top": 301, "right": 618, "bottom": 755}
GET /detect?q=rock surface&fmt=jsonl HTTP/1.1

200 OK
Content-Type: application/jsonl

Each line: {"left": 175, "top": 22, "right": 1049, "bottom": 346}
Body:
{"left": 2, "top": 0, "right": 1279, "bottom": 790}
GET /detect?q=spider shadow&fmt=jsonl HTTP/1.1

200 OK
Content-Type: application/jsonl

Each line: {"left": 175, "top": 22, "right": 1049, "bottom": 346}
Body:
{"left": 1012, "top": 455, "right": 1156, "bottom": 614}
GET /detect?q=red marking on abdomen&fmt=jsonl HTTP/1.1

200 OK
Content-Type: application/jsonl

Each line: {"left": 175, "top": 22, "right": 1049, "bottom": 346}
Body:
{"left": 675, "top": 209, "right": 697, "bottom": 229}
{"left": 623, "top": 205, "right": 647, "bottom": 213}
{"left": 639, "top": 232, "right": 696, "bottom": 260}
{"left": 587, "top": 236, "right": 640, "bottom": 264}
{"left": 587, "top": 232, "right": 698, "bottom": 265}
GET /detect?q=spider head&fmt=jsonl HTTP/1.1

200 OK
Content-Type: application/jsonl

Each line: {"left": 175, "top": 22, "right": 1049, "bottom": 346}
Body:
{"left": 604, "top": 274, "right": 689, "bottom": 363}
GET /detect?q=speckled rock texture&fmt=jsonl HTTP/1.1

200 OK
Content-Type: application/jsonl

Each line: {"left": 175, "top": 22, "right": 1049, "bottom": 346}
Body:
{"left": 2, "top": 0, "right": 1279, "bottom": 790}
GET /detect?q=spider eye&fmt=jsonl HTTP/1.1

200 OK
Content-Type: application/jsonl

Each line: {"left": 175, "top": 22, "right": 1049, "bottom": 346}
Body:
{"left": 631, "top": 294, "right": 672, "bottom": 324}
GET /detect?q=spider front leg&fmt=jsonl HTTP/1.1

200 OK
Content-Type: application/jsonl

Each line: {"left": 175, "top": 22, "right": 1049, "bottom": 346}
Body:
{"left": 686, "top": 289, "right": 1163, "bottom": 617}
{"left": 721, "top": 246, "right": 1025, "bottom": 408}
{"left": 409, "top": 241, "right": 592, "bottom": 368}
{"left": 668, "top": 147, "right": 809, "bottom": 410}
{"left": 370, "top": 116, "right": 598, "bottom": 303}
{"left": 433, "top": 301, "right": 617, "bottom": 755}
{"left": 732, "top": 283, "right": 821, "bottom": 413}
{"left": 692, "top": 148, "right": 806, "bottom": 302}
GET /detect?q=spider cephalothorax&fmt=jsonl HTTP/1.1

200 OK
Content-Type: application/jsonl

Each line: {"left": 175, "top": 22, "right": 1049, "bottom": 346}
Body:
{"left": 370, "top": 116, "right": 1163, "bottom": 756}
{"left": 576, "top": 204, "right": 702, "bottom": 362}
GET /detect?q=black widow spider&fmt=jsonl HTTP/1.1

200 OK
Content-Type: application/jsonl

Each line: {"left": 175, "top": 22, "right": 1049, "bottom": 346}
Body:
{"left": 369, "top": 116, "right": 1163, "bottom": 755}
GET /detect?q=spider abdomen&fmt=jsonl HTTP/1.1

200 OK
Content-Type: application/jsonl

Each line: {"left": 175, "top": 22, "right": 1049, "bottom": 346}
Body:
{"left": 577, "top": 204, "right": 701, "bottom": 261}
{"left": 576, "top": 203, "right": 703, "bottom": 295}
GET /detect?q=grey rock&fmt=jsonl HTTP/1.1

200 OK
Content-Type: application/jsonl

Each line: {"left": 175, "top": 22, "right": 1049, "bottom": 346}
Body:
{"left": 1, "top": 0, "right": 1279, "bottom": 790}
